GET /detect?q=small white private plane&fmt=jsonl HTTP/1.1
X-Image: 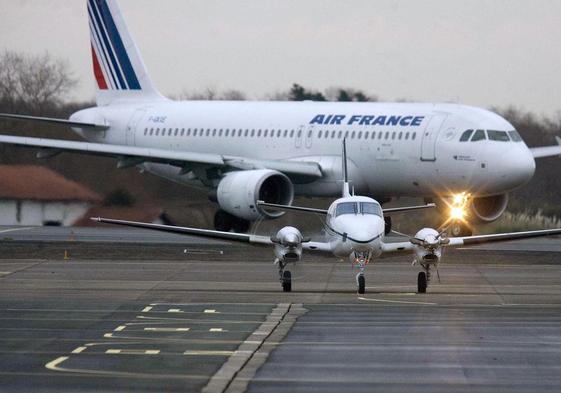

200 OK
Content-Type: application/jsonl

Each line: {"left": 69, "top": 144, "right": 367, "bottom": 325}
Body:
{"left": 93, "top": 140, "right": 561, "bottom": 294}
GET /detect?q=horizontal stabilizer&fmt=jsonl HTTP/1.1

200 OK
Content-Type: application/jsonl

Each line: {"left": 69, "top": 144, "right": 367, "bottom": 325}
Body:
{"left": 0, "top": 113, "right": 109, "bottom": 131}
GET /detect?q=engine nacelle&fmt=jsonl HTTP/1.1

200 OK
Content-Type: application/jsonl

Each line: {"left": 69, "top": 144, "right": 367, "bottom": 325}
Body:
{"left": 272, "top": 226, "right": 304, "bottom": 263}
{"left": 217, "top": 169, "right": 294, "bottom": 221}
{"left": 412, "top": 228, "right": 445, "bottom": 264}
{"left": 470, "top": 194, "right": 509, "bottom": 223}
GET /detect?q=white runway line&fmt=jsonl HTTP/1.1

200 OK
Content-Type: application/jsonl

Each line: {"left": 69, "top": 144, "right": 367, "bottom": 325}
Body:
{"left": 71, "top": 346, "right": 87, "bottom": 354}
{"left": 142, "top": 306, "right": 153, "bottom": 312}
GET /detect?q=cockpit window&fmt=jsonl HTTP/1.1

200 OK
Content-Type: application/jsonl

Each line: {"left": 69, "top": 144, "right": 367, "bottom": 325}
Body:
{"left": 471, "top": 129, "right": 486, "bottom": 142}
{"left": 336, "top": 202, "right": 358, "bottom": 217}
{"left": 508, "top": 130, "right": 523, "bottom": 142}
{"left": 360, "top": 202, "right": 382, "bottom": 216}
{"left": 459, "top": 129, "right": 473, "bottom": 142}
{"left": 487, "top": 130, "right": 510, "bottom": 142}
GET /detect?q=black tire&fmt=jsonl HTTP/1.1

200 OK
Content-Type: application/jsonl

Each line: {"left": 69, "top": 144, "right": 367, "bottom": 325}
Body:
{"left": 214, "top": 210, "right": 233, "bottom": 232}
{"left": 282, "top": 270, "right": 292, "bottom": 292}
{"left": 232, "top": 218, "right": 251, "bottom": 233}
{"left": 357, "top": 274, "right": 366, "bottom": 294}
{"left": 417, "top": 272, "right": 427, "bottom": 293}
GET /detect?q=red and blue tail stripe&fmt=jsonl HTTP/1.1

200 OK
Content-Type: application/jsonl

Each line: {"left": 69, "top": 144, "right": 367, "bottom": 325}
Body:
{"left": 88, "top": 0, "right": 141, "bottom": 90}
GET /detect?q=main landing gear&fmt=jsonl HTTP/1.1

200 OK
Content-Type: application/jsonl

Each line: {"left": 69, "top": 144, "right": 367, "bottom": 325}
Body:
{"left": 214, "top": 210, "right": 251, "bottom": 233}
{"left": 276, "top": 259, "right": 292, "bottom": 292}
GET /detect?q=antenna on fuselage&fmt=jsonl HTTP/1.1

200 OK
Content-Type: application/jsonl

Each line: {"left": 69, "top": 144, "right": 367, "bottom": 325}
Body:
{"left": 342, "top": 138, "right": 351, "bottom": 197}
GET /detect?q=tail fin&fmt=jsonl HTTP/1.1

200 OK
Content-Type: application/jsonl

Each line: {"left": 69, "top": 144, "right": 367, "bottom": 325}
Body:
{"left": 342, "top": 138, "right": 351, "bottom": 197}
{"left": 87, "top": 0, "right": 166, "bottom": 106}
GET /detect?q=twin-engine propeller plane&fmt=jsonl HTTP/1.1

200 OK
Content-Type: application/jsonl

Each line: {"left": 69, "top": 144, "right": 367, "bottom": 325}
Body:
{"left": 93, "top": 140, "right": 561, "bottom": 294}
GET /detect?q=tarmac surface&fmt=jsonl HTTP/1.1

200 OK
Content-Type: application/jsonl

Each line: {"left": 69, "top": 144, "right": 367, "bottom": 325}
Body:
{"left": 0, "top": 226, "right": 561, "bottom": 392}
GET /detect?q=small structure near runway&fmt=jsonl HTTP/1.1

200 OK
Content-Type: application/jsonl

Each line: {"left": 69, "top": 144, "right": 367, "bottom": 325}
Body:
{"left": 0, "top": 165, "right": 101, "bottom": 226}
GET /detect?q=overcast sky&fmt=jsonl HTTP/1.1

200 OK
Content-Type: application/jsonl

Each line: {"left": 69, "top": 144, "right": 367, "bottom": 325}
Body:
{"left": 1, "top": 0, "right": 560, "bottom": 118}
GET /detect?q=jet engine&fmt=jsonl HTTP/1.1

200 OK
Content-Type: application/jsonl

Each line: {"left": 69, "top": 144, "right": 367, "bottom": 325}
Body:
{"left": 216, "top": 169, "right": 294, "bottom": 221}
{"left": 470, "top": 194, "right": 509, "bottom": 223}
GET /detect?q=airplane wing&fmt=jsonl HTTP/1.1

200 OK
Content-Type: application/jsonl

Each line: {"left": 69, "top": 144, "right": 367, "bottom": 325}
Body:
{"left": 383, "top": 203, "right": 435, "bottom": 214}
{"left": 91, "top": 217, "right": 334, "bottom": 253}
{"left": 0, "top": 135, "right": 322, "bottom": 178}
{"left": 257, "top": 201, "right": 435, "bottom": 215}
{"left": 530, "top": 136, "right": 561, "bottom": 158}
{"left": 382, "top": 228, "right": 561, "bottom": 254}
{"left": 91, "top": 217, "right": 273, "bottom": 245}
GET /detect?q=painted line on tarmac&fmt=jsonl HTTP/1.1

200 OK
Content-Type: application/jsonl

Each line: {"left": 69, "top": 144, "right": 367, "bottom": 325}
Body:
{"left": 71, "top": 346, "right": 87, "bottom": 354}
{"left": 0, "top": 227, "right": 33, "bottom": 235}
{"left": 142, "top": 306, "right": 153, "bottom": 312}
{"left": 106, "top": 349, "right": 160, "bottom": 355}
{"left": 144, "top": 327, "right": 190, "bottom": 332}
{"left": 358, "top": 296, "right": 437, "bottom": 305}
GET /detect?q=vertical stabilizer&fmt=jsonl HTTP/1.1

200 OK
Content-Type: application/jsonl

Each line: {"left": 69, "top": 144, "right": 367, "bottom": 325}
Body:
{"left": 342, "top": 138, "right": 351, "bottom": 197}
{"left": 88, "top": 0, "right": 166, "bottom": 106}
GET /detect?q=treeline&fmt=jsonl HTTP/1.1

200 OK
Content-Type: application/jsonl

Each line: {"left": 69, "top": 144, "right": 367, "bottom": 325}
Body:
{"left": 0, "top": 51, "right": 560, "bottom": 220}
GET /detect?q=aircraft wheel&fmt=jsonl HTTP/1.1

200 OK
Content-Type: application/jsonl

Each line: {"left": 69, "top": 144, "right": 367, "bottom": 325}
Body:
{"left": 232, "top": 218, "right": 251, "bottom": 233}
{"left": 282, "top": 270, "right": 292, "bottom": 292}
{"left": 357, "top": 274, "right": 366, "bottom": 294}
{"left": 417, "top": 272, "right": 427, "bottom": 293}
{"left": 214, "top": 210, "right": 234, "bottom": 232}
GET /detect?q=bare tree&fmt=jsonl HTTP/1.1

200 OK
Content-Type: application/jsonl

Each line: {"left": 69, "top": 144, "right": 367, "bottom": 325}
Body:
{"left": 0, "top": 50, "right": 77, "bottom": 112}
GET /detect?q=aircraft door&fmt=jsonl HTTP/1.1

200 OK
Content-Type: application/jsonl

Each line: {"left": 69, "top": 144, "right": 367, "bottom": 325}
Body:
{"left": 295, "top": 125, "right": 304, "bottom": 148}
{"left": 126, "top": 109, "right": 146, "bottom": 146}
{"left": 305, "top": 125, "right": 314, "bottom": 149}
{"left": 420, "top": 114, "right": 447, "bottom": 161}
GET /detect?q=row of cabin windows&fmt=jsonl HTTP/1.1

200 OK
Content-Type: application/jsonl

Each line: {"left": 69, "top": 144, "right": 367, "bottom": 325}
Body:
{"left": 459, "top": 129, "right": 523, "bottom": 142}
{"left": 142, "top": 127, "right": 417, "bottom": 141}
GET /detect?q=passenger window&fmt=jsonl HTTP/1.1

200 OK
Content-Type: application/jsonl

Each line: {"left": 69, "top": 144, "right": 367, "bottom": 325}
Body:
{"left": 487, "top": 130, "right": 510, "bottom": 142}
{"left": 412, "top": 133, "right": 416, "bottom": 140}
{"left": 398, "top": 132, "right": 403, "bottom": 140}
{"left": 405, "top": 132, "right": 409, "bottom": 140}
{"left": 318, "top": 130, "right": 323, "bottom": 138}
{"left": 385, "top": 132, "right": 390, "bottom": 140}
{"left": 459, "top": 129, "right": 473, "bottom": 142}
{"left": 358, "top": 131, "right": 363, "bottom": 139}
{"left": 391, "top": 132, "right": 396, "bottom": 139}
{"left": 471, "top": 129, "right": 486, "bottom": 142}
{"left": 351, "top": 131, "right": 356, "bottom": 139}
{"left": 371, "top": 132, "right": 376, "bottom": 139}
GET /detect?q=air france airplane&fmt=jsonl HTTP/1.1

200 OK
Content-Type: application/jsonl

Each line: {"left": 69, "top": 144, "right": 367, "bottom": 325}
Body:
{"left": 93, "top": 140, "right": 561, "bottom": 294}
{"left": 1, "top": 0, "right": 560, "bottom": 235}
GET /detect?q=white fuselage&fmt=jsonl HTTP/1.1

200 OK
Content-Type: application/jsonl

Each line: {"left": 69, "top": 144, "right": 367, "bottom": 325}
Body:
{"left": 72, "top": 100, "right": 535, "bottom": 199}
{"left": 324, "top": 195, "right": 385, "bottom": 258}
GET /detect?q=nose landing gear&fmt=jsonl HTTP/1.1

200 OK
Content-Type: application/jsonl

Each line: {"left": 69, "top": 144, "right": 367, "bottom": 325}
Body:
{"left": 276, "top": 259, "right": 292, "bottom": 292}
{"left": 354, "top": 251, "right": 370, "bottom": 294}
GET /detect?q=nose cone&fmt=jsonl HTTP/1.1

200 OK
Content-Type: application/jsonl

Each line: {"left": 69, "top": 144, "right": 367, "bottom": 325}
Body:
{"left": 497, "top": 146, "right": 535, "bottom": 190}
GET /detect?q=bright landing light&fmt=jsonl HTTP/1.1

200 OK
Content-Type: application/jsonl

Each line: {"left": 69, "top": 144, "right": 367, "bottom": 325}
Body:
{"left": 450, "top": 206, "right": 465, "bottom": 220}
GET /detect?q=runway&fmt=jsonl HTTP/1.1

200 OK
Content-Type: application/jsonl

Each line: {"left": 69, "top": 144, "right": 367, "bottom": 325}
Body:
{"left": 1, "top": 226, "right": 561, "bottom": 392}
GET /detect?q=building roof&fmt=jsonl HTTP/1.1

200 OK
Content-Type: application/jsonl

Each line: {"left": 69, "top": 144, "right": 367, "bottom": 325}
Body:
{"left": 74, "top": 206, "right": 172, "bottom": 227}
{"left": 0, "top": 165, "right": 101, "bottom": 202}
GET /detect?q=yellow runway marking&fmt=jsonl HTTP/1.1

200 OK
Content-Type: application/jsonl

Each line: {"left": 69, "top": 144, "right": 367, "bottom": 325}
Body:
{"left": 106, "top": 349, "right": 160, "bottom": 355}
{"left": 45, "top": 356, "right": 68, "bottom": 371}
{"left": 144, "top": 327, "right": 190, "bottom": 332}
{"left": 142, "top": 306, "right": 153, "bottom": 312}
{"left": 114, "top": 325, "right": 126, "bottom": 332}
{"left": 103, "top": 333, "right": 113, "bottom": 338}
{"left": 71, "top": 347, "right": 87, "bottom": 354}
